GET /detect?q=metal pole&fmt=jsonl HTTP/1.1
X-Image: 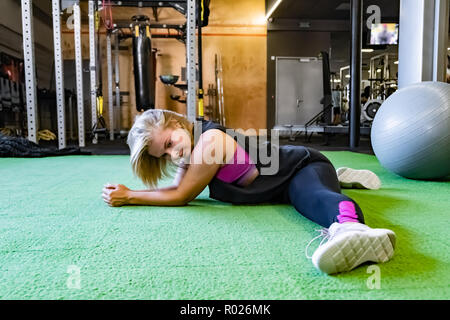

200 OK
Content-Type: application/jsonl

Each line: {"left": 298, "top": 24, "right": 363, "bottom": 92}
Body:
{"left": 186, "top": 0, "right": 197, "bottom": 122}
{"left": 106, "top": 32, "right": 114, "bottom": 140}
{"left": 68, "top": 93, "right": 74, "bottom": 140}
{"left": 197, "top": 0, "right": 204, "bottom": 120}
{"left": 384, "top": 53, "right": 389, "bottom": 81}
{"left": 52, "top": 0, "right": 66, "bottom": 149}
{"left": 74, "top": 2, "right": 85, "bottom": 147}
{"left": 21, "top": 0, "right": 38, "bottom": 143}
{"left": 432, "top": 0, "right": 449, "bottom": 82}
{"left": 88, "top": 0, "right": 98, "bottom": 144}
{"left": 349, "top": 0, "right": 362, "bottom": 149}
{"left": 114, "top": 32, "right": 121, "bottom": 134}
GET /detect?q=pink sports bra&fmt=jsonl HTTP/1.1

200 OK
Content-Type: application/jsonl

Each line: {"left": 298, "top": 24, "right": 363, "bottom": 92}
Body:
{"left": 215, "top": 144, "right": 258, "bottom": 187}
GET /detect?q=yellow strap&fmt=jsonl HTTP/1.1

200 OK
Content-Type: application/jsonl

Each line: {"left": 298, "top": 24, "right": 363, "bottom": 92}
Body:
{"left": 201, "top": 0, "right": 204, "bottom": 21}
{"left": 146, "top": 25, "right": 150, "bottom": 38}
{"left": 97, "top": 96, "right": 104, "bottom": 115}
{"left": 135, "top": 25, "right": 139, "bottom": 37}
{"left": 95, "top": 11, "right": 99, "bottom": 31}
{"left": 198, "top": 88, "right": 204, "bottom": 116}
{"left": 198, "top": 99, "right": 204, "bottom": 117}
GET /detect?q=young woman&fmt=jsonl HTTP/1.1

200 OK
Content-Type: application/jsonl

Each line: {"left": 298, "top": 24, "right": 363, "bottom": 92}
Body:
{"left": 102, "top": 109, "right": 396, "bottom": 275}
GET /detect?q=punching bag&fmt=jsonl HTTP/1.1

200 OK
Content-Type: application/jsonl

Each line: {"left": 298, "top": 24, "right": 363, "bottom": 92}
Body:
{"left": 131, "top": 16, "right": 155, "bottom": 111}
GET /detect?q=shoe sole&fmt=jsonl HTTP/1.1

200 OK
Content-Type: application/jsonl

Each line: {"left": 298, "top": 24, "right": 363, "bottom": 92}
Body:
{"left": 312, "top": 228, "right": 396, "bottom": 274}
{"left": 336, "top": 167, "right": 381, "bottom": 190}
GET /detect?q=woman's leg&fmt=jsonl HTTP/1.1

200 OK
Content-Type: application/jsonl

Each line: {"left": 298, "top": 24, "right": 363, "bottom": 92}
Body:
{"left": 287, "top": 154, "right": 396, "bottom": 275}
{"left": 287, "top": 160, "right": 365, "bottom": 228}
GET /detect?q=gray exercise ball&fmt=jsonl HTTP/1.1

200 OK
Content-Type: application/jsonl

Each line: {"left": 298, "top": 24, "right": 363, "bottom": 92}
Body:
{"left": 371, "top": 81, "right": 450, "bottom": 180}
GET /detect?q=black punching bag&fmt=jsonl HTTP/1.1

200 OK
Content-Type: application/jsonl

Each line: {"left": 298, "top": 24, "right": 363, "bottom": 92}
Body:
{"left": 132, "top": 16, "right": 155, "bottom": 111}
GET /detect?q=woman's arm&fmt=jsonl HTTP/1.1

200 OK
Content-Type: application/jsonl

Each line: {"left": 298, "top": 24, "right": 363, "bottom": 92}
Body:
{"left": 102, "top": 129, "right": 235, "bottom": 207}
{"left": 128, "top": 130, "right": 229, "bottom": 206}
{"left": 102, "top": 163, "right": 200, "bottom": 207}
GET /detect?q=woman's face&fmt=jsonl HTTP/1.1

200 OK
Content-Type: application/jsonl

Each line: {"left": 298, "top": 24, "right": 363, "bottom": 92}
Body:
{"left": 147, "top": 124, "right": 192, "bottom": 164}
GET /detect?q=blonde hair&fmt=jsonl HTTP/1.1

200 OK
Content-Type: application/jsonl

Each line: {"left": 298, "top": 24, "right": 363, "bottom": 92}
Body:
{"left": 127, "top": 109, "right": 193, "bottom": 188}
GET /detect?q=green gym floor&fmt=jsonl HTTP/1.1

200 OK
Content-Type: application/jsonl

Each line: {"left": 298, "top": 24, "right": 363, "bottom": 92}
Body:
{"left": 0, "top": 151, "right": 449, "bottom": 299}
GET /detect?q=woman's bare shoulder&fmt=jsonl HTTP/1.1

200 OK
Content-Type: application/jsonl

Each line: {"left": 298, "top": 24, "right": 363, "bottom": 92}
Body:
{"left": 199, "top": 128, "right": 224, "bottom": 138}
{"left": 197, "top": 128, "right": 232, "bottom": 146}
{"left": 194, "top": 129, "right": 236, "bottom": 164}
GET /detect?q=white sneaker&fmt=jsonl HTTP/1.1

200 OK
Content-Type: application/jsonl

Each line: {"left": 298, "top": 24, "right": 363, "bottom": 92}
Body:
{"left": 336, "top": 167, "right": 382, "bottom": 190}
{"left": 306, "top": 222, "right": 396, "bottom": 274}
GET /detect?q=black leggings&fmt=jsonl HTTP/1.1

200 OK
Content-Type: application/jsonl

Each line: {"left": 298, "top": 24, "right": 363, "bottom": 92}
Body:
{"left": 286, "top": 151, "right": 365, "bottom": 228}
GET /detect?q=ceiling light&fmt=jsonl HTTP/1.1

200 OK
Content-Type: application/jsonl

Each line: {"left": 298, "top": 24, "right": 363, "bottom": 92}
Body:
{"left": 376, "top": 69, "right": 381, "bottom": 73}
{"left": 362, "top": 49, "right": 374, "bottom": 53}
{"left": 394, "top": 61, "right": 399, "bottom": 64}
{"left": 345, "top": 74, "right": 350, "bottom": 78}
{"left": 265, "top": 0, "right": 283, "bottom": 20}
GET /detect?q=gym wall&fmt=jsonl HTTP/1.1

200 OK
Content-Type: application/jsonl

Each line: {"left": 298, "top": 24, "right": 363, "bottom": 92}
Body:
{"left": 200, "top": 0, "right": 267, "bottom": 131}
{"left": 61, "top": 0, "right": 267, "bottom": 132}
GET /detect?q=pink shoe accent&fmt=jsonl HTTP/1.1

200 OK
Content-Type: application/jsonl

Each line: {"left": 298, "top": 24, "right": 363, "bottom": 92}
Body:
{"left": 337, "top": 201, "right": 360, "bottom": 223}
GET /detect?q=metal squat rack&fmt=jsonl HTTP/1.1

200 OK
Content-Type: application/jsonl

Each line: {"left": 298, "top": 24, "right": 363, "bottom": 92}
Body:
{"left": 21, "top": 0, "right": 198, "bottom": 148}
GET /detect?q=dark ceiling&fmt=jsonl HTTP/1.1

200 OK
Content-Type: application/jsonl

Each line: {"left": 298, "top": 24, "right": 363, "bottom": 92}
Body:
{"left": 269, "top": 0, "right": 400, "bottom": 21}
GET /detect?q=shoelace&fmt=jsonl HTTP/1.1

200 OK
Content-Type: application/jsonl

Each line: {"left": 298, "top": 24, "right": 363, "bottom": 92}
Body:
{"left": 305, "top": 228, "right": 331, "bottom": 259}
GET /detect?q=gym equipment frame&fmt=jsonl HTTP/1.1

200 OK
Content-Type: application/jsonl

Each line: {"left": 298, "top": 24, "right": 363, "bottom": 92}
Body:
{"left": 21, "top": 0, "right": 198, "bottom": 149}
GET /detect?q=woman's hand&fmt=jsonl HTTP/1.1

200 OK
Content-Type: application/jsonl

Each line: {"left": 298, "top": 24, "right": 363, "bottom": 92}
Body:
{"left": 102, "top": 183, "right": 131, "bottom": 207}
